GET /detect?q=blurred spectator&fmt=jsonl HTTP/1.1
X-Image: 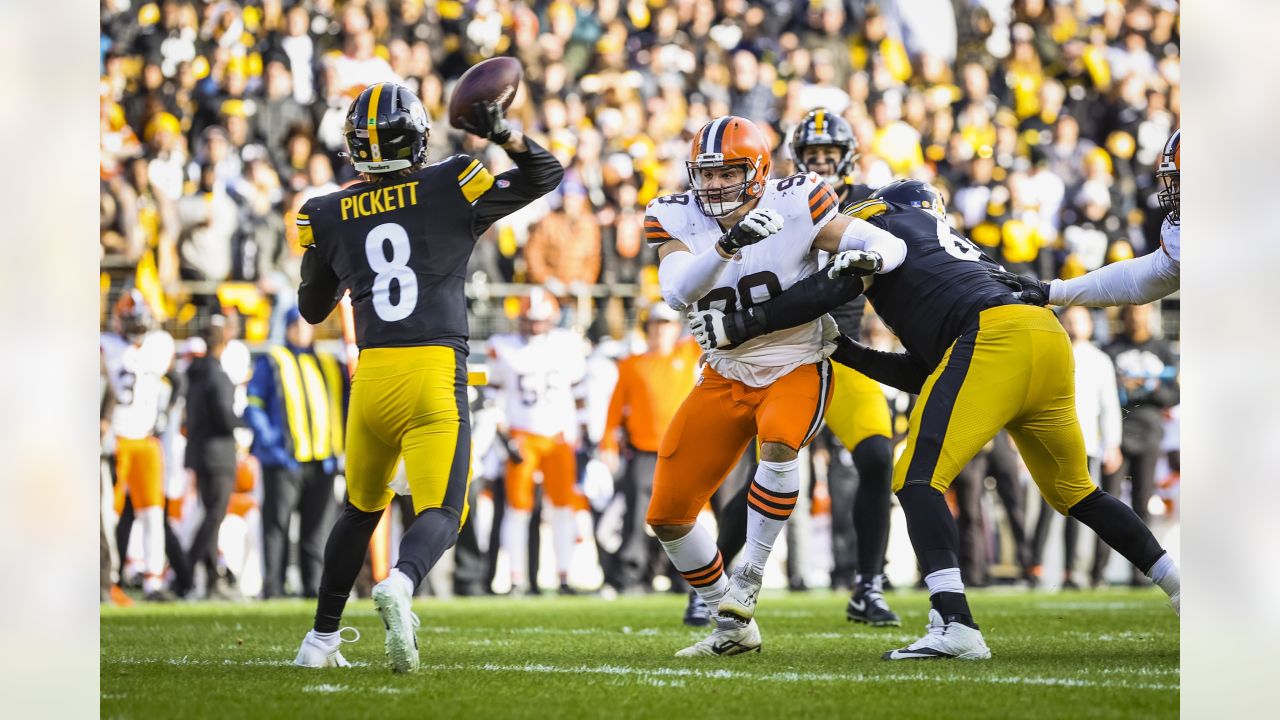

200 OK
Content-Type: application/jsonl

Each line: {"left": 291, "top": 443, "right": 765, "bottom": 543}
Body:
{"left": 245, "top": 309, "right": 348, "bottom": 598}
{"left": 525, "top": 184, "right": 601, "bottom": 290}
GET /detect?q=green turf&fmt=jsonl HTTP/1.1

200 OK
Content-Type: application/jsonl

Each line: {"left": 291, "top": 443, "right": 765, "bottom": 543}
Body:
{"left": 101, "top": 588, "right": 1178, "bottom": 719}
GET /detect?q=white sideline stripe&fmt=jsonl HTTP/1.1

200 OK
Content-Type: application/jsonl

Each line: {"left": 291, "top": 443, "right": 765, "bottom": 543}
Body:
{"left": 424, "top": 662, "right": 1179, "bottom": 691}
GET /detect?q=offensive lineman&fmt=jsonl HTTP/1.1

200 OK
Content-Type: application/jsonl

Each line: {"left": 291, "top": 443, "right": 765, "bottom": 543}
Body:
{"left": 645, "top": 115, "right": 910, "bottom": 657}
{"left": 789, "top": 108, "right": 899, "bottom": 625}
{"left": 291, "top": 82, "right": 563, "bottom": 672}
{"left": 690, "top": 180, "right": 1181, "bottom": 661}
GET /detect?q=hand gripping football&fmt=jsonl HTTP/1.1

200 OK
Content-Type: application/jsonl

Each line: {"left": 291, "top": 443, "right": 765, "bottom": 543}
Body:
{"left": 448, "top": 56, "right": 523, "bottom": 133}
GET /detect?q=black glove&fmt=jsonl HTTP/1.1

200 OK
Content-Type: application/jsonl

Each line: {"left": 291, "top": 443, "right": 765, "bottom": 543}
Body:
{"left": 987, "top": 267, "right": 1050, "bottom": 306}
{"left": 717, "top": 207, "right": 784, "bottom": 255}
{"left": 464, "top": 101, "right": 512, "bottom": 145}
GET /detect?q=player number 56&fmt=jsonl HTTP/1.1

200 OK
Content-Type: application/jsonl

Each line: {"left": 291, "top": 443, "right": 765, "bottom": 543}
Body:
{"left": 365, "top": 222, "right": 419, "bottom": 322}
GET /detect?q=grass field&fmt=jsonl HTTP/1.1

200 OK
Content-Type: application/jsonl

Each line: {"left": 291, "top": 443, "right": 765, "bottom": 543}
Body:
{"left": 101, "top": 588, "right": 1178, "bottom": 719}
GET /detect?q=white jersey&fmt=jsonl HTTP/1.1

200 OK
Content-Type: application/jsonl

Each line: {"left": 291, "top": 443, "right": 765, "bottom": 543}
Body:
{"left": 101, "top": 330, "right": 175, "bottom": 441}
{"left": 488, "top": 329, "right": 587, "bottom": 440}
{"left": 648, "top": 172, "right": 838, "bottom": 387}
{"left": 1048, "top": 218, "right": 1180, "bottom": 307}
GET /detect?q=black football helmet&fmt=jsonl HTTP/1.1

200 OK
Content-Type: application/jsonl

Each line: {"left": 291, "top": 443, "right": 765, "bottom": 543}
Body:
{"left": 344, "top": 82, "right": 430, "bottom": 174}
{"left": 1155, "top": 129, "right": 1179, "bottom": 225}
{"left": 872, "top": 179, "right": 946, "bottom": 220}
{"left": 789, "top": 108, "right": 858, "bottom": 185}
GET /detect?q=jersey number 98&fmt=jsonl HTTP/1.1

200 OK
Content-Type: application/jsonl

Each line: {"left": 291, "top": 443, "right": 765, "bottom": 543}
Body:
{"left": 365, "top": 222, "right": 419, "bottom": 322}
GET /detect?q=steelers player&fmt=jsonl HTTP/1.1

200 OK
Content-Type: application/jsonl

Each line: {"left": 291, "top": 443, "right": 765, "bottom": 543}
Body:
{"left": 790, "top": 108, "right": 898, "bottom": 626}
{"left": 291, "top": 82, "right": 564, "bottom": 672}
{"left": 690, "top": 180, "right": 1180, "bottom": 660}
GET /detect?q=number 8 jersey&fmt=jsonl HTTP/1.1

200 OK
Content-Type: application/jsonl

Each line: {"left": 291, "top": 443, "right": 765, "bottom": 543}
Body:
{"left": 646, "top": 171, "right": 840, "bottom": 387}
{"left": 296, "top": 139, "right": 564, "bottom": 351}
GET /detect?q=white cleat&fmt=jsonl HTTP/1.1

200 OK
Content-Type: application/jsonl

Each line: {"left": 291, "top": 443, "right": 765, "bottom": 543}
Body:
{"left": 372, "top": 574, "right": 422, "bottom": 673}
{"left": 717, "top": 563, "right": 764, "bottom": 622}
{"left": 293, "top": 627, "right": 359, "bottom": 668}
{"left": 675, "top": 616, "right": 762, "bottom": 657}
{"left": 882, "top": 609, "right": 991, "bottom": 660}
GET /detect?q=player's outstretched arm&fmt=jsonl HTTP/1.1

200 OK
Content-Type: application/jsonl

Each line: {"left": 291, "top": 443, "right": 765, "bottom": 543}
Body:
{"left": 688, "top": 263, "right": 865, "bottom": 348}
{"left": 1047, "top": 249, "right": 1180, "bottom": 307}
{"left": 830, "top": 335, "right": 930, "bottom": 395}
{"left": 469, "top": 103, "right": 566, "bottom": 232}
{"left": 298, "top": 248, "right": 342, "bottom": 324}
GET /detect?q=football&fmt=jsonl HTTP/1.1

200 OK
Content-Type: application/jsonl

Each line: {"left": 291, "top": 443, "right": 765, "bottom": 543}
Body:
{"left": 448, "top": 56, "right": 523, "bottom": 132}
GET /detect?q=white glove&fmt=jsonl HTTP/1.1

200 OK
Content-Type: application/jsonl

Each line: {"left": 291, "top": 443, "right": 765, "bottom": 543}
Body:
{"left": 718, "top": 207, "right": 785, "bottom": 253}
{"left": 582, "top": 458, "right": 615, "bottom": 512}
{"left": 688, "top": 307, "right": 731, "bottom": 350}
{"left": 828, "top": 249, "right": 884, "bottom": 278}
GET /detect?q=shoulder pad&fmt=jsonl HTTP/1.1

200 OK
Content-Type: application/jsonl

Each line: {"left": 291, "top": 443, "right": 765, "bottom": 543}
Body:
{"left": 644, "top": 193, "right": 694, "bottom": 247}
{"left": 842, "top": 198, "right": 889, "bottom": 221}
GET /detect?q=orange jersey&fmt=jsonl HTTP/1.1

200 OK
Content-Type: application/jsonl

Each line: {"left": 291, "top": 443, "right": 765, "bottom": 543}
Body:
{"left": 601, "top": 338, "right": 702, "bottom": 453}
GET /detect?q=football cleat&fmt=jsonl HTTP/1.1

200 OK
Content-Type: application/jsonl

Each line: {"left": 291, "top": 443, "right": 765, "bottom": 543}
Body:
{"left": 882, "top": 609, "right": 991, "bottom": 660}
{"left": 846, "top": 576, "right": 901, "bottom": 627}
{"left": 717, "top": 563, "right": 764, "bottom": 622}
{"left": 675, "top": 616, "right": 762, "bottom": 657}
{"left": 372, "top": 573, "right": 422, "bottom": 673}
{"left": 683, "top": 590, "right": 712, "bottom": 627}
{"left": 293, "top": 627, "right": 359, "bottom": 668}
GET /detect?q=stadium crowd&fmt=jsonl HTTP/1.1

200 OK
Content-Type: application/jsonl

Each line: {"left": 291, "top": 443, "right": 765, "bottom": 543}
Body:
{"left": 99, "top": 0, "right": 1180, "bottom": 604}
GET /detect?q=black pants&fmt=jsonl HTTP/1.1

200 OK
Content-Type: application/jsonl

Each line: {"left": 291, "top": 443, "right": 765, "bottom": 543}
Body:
{"left": 613, "top": 448, "right": 659, "bottom": 592}
{"left": 1093, "top": 447, "right": 1160, "bottom": 585}
{"left": 187, "top": 463, "right": 237, "bottom": 581}
{"left": 114, "top": 493, "right": 193, "bottom": 595}
{"left": 261, "top": 461, "right": 338, "bottom": 597}
{"left": 1032, "top": 457, "right": 1100, "bottom": 579}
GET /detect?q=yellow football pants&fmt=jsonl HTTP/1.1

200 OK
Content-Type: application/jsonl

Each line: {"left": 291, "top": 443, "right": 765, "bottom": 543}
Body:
{"left": 893, "top": 304, "right": 1096, "bottom": 514}
{"left": 344, "top": 345, "right": 472, "bottom": 522}
{"left": 824, "top": 361, "right": 893, "bottom": 450}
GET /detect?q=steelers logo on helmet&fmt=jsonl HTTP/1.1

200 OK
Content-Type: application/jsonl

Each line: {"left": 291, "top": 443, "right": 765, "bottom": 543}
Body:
{"left": 686, "top": 116, "right": 773, "bottom": 218}
{"left": 344, "top": 82, "right": 431, "bottom": 174}
{"left": 790, "top": 108, "right": 858, "bottom": 187}
{"left": 1155, "top": 129, "right": 1179, "bottom": 225}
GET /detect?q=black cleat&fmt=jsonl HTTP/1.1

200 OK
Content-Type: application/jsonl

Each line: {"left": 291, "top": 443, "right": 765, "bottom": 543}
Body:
{"left": 557, "top": 582, "right": 579, "bottom": 596}
{"left": 846, "top": 576, "right": 901, "bottom": 627}
{"left": 683, "top": 590, "right": 711, "bottom": 627}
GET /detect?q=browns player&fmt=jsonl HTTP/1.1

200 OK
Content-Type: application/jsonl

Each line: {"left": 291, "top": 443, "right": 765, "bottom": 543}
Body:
{"left": 646, "top": 115, "right": 910, "bottom": 657}
{"left": 291, "top": 82, "right": 563, "bottom": 672}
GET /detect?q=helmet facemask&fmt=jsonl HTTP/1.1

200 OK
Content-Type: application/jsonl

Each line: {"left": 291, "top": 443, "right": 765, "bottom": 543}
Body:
{"left": 686, "top": 157, "right": 758, "bottom": 218}
{"left": 796, "top": 143, "right": 857, "bottom": 187}
{"left": 1156, "top": 165, "right": 1178, "bottom": 225}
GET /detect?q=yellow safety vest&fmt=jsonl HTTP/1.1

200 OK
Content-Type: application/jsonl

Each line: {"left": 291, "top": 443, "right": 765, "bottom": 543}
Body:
{"left": 267, "top": 346, "right": 345, "bottom": 463}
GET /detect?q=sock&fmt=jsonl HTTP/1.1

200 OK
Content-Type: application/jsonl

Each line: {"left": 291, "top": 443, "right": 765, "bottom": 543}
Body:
{"left": 501, "top": 508, "right": 531, "bottom": 588}
{"left": 311, "top": 629, "right": 338, "bottom": 644}
{"left": 924, "top": 567, "right": 976, "bottom": 627}
{"left": 1146, "top": 552, "right": 1180, "bottom": 598}
{"left": 851, "top": 436, "right": 893, "bottom": 577}
{"left": 743, "top": 458, "right": 800, "bottom": 568}
{"left": 660, "top": 523, "right": 727, "bottom": 611}
{"left": 138, "top": 505, "right": 165, "bottom": 592}
{"left": 1068, "top": 489, "right": 1166, "bottom": 573}
{"left": 314, "top": 502, "right": 384, "bottom": 634}
{"left": 393, "top": 507, "right": 461, "bottom": 589}
{"left": 898, "top": 485, "right": 977, "bottom": 628}
{"left": 548, "top": 505, "right": 577, "bottom": 579}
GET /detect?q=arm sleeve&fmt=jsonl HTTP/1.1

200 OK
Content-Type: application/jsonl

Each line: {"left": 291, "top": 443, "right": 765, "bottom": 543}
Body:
{"left": 209, "top": 371, "right": 242, "bottom": 434}
{"left": 830, "top": 335, "right": 930, "bottom": 394}
{"left": 657, "top": 246, "right": 732, "bottom": 309}
{"left": 722, "top": 264, "right": 865, "bottom": 345}
{"left": 298, "top": 248, "right": 342, "bottom": 323}
{"left": 837, "top": 217, "right": 908, "bottom": 273}
{"left": 1048, "top": 250, "right": 1180, "bottom": 307}
{"left": 470, "top": 138, "right": 566, "bottom": 235}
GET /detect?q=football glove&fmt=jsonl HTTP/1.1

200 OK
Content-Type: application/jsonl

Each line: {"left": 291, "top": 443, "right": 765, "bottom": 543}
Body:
{"left": 987, "top": 267, "right": 1050, "bottom": 306}
{"left": 718, "top": 207, "right": 784, "bottom": 255}
{"left": 827, "top": 249, "right": 883, "bottom": 278}
{"left": 688, "top": 307, "right": 732, "bottom": 350}
{"left": 464, "top": 101, "right": 513, "bottom": 145}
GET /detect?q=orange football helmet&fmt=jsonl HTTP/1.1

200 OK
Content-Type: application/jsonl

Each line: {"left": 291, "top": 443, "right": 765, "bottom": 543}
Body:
{"left": 518, "top": 286, "right": 560, "bottom": 334}
{"left": 687, "top": 116, "right": 772, "bottom": 218}
{"left": 1156, "top": 129, "right": 1179, "bottom": 225}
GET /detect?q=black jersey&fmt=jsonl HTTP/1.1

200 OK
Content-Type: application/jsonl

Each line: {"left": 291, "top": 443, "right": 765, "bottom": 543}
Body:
{"left": 828, "top": 181, "right": 876, "bottom": 341}
{"left": 851, "top": 198, "right": 1014, "bottom": 371}
{"left": 296, "top": 139, "right": 563, "bottom": 351}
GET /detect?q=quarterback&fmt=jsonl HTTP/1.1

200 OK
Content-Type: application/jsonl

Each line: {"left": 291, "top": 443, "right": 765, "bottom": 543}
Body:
{"left": 291, "top": 82, "right": 563, "bottom": 672}
{"left": 690, "top": 180, "right": 1181, "bottom": 660}
{"left": 645, "top": 115, "right": 909, "bottom": 657}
